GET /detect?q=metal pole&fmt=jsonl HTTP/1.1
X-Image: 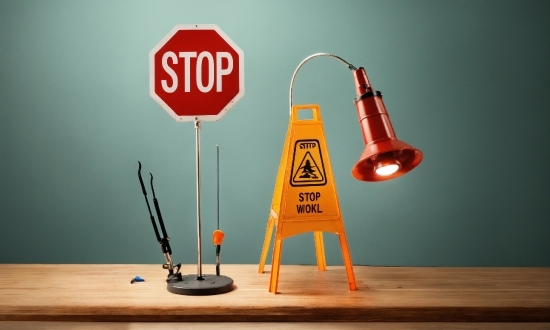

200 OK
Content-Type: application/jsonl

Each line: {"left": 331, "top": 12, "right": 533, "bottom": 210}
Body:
{"left": 217, "top": 145, "right": 220, "bottom": 230}
{"left": 194, "top": 120, "right": 203, "bottom": 279}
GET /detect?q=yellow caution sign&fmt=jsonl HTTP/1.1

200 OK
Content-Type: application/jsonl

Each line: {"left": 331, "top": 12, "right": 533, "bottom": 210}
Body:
{"left": 259, "top": 104, "right": 357, "bottom": 293}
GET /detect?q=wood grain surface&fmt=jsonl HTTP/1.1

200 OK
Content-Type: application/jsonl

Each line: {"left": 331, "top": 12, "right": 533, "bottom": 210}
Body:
{"left": 1, "top": 322, "right": 550, "bottom": 330}
{"left": 0, "top": 264, "right": 548, "bottom": 322}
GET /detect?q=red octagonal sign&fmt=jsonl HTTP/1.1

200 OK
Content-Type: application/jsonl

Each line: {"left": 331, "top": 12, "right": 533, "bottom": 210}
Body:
{"left": 149, "top": 25, "right": 244, "bottom": 122}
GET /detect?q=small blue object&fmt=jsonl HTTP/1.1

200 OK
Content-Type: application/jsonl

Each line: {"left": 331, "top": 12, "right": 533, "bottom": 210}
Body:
{"left": 131, "top": 276, "right": 145, "bottom": 283}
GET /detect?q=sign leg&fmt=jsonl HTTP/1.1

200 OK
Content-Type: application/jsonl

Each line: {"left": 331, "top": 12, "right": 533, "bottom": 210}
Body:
{"left": 269, "top": 239, "right": 283, "bottom": 293}
{"left": 314, "top": 231, "right": 327, "bottom": 271}
{"left": 338, "top": 231, "right": 357, "bottom": 291}
{"left": 259, "top": 215, "right": 275, "bottom": 273}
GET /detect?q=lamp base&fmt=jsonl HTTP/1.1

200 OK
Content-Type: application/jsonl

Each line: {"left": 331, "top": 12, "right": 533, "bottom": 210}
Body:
{"left": 166, "top": 274, "right": 234, "bottom": 295}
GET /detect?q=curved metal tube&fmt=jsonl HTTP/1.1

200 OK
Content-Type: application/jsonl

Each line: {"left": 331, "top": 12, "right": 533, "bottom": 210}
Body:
{"left": 289, "top": 53, "right": 357, "bottom": 115}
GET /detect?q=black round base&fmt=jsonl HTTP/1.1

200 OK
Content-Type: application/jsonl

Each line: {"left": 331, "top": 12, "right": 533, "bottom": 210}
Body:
{"left": 167, "top": 274, "right": 234, "bottom": 296}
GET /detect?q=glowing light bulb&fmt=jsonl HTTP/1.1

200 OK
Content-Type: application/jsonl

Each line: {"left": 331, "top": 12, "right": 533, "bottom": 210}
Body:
{"left": 375, "top": 163, "right": 399, "bottom": 176}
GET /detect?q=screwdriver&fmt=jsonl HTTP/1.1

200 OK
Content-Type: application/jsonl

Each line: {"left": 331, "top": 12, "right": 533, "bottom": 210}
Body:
{"left": 213, "top": 230, "right": 224, "bottom": 276}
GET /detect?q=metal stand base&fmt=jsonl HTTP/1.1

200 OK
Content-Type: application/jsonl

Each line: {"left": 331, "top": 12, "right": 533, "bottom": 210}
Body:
{"left": 167, "top": 274, "right": 234, "bottom": 296}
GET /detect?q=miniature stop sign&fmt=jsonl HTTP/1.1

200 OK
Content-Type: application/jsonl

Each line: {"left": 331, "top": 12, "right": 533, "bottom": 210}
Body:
{"left": 149, "top": 25, "right": 244, "bottom": 122}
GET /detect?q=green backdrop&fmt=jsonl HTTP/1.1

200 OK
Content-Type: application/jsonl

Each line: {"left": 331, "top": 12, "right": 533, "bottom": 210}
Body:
{"left": 1, "top": 0, "right": 548, "bottom": 267}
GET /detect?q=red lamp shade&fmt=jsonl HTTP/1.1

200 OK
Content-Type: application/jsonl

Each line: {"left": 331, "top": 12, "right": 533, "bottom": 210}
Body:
{"left": 351, "top": 68, "right": 423, "bottom": 182}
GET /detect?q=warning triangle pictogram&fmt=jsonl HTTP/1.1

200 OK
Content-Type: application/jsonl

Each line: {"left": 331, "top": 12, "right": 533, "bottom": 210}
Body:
{"left": 292, "top": 151, "right": 325, "bottom": 185}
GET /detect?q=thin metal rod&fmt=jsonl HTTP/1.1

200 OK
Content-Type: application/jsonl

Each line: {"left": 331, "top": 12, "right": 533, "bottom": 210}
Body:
{"left": 216, "top": 145, "right": 220, "bottom": 230}
{"left": 289, "top": 53, "right": 357, "bottom": 115}
{"left": 194, "top": 120, "right": 203, "bottom": 279}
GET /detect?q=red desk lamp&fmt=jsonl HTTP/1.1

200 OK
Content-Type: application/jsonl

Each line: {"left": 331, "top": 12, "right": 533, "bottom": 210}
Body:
{"left": 290, "top": 53, "right": 423, "bottom": 181}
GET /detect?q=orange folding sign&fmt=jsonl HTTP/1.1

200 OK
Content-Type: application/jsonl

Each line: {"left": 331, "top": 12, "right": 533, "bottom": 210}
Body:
{"left": 258, "top": 104, "right": 357, "bottom": 293}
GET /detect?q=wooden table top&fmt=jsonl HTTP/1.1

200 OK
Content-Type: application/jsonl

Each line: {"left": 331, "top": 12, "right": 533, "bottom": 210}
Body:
{"left": 0, "top": 264, "right": 548, "bottom": 322}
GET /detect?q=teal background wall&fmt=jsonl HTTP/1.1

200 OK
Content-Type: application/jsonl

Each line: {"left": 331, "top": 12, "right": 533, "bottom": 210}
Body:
{"left": 0, "top": 0, "right": 548, "bottom": 267}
